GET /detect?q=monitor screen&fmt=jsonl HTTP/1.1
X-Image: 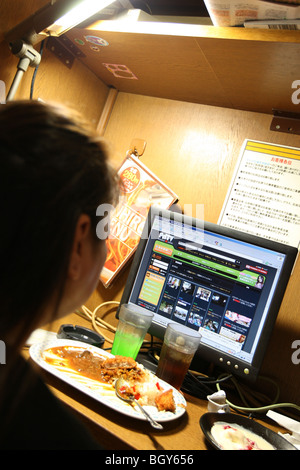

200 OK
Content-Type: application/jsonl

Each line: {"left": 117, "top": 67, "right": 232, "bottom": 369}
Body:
{"left": 118, "top": 207, "right": 298, "bottom": 382}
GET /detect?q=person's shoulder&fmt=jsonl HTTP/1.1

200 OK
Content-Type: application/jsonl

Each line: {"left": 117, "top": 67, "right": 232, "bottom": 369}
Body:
{"left": 1, "top": 355, "right": 103, "bottom": 450}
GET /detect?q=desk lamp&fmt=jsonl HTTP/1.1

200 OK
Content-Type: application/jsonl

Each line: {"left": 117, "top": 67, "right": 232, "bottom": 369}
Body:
{"left": 5, "top": 0, "right": 133, "bottom": 101}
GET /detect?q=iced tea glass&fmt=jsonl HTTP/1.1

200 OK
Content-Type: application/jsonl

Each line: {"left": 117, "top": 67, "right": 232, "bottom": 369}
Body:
{"left": 156, "top": 323, "right": 201, "bottom": 389}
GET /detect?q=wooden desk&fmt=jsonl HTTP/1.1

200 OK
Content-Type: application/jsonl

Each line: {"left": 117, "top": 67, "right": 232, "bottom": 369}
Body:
{"left": 25, "top": 312, "right": 285, "bottom": 451}
{"left": 40, "top": 369, "right": 209, "bottom": 450}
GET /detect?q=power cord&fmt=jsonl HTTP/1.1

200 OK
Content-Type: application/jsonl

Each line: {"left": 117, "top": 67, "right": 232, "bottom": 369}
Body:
{"left": 144, "top": 344, "right": 300, "bottom": 416}
{"left": 30, "top": 39, "right": 45, "bottom": 99}
{"left": 216, "top": 374, "right": 300, "bottom": 417}
{"left": 181, "top": 370, "right": 233, "bottom": 399}
{"left": 77, "top": 302, "right": 119, "bottom": 344}
{"left": 130, "top": 344, "right": 233, "bottom": 399}
{"left": 76, "top": 304, "right": 300, "bottom": 416}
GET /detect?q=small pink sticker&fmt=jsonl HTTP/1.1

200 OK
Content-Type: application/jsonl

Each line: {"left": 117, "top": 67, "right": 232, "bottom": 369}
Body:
{"left": 102, "top": 63, "right": 138, "bottom": 80}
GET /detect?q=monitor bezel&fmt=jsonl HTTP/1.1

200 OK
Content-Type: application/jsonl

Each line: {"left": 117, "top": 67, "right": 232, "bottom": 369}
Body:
{"left": 117, "top": 207, "right": 298, "bottom": 382}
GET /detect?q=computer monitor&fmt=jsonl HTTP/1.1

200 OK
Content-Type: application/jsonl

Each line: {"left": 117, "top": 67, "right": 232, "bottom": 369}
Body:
{"left": 118, "top": 207, "right": 298, "bottom": 382}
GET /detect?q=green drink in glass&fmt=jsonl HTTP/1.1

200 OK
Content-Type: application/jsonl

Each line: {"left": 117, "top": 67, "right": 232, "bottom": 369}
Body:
{"left": 111, "top": 304, "right": 154, "bottom": 360}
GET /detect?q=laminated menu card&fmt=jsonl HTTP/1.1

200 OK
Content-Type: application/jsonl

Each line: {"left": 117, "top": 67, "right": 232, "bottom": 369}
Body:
{"left": 100, "top": 154, "right": 178, "bottom": 287}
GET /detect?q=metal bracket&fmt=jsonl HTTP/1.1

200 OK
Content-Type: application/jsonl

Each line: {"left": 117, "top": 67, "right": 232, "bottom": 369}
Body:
{"left": 270, "top": 110, "right": 300, "bottom": 135}
{"left": 58, "top": 35, "right": 86, "bottom": 60}
{"left": 47, "top": 36, "right": 86, "bottom": 69}
{"left": 47, "top": 36, "right": 74, "bottom": 69}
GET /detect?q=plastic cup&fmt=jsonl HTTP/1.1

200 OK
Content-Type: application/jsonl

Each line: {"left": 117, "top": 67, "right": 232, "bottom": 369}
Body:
{"left": 111, "top": 303, "right": 154, "bottom": 359}
{"left": 156, "top": 323, "right": 201, "bottom": 389}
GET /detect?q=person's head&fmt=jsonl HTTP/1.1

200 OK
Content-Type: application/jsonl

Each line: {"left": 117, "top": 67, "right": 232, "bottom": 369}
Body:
{"left": 0, "top": 100, "right": 118, "bottom": 353}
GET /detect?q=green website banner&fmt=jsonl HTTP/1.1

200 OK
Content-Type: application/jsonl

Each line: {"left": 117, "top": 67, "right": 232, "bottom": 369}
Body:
{"left": 153, "top": 241, "right": 264, "bottom": 287}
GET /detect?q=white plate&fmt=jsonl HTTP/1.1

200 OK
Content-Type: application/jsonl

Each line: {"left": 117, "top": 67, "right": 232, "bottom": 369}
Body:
{"left": 29, "top": 339, "right": 186, "bottom": 423}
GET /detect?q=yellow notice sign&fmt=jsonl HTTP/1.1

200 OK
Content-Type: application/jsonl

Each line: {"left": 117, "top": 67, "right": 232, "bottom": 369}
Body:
{"left": 219, "top": 140, "right": 300, "bottom": 248}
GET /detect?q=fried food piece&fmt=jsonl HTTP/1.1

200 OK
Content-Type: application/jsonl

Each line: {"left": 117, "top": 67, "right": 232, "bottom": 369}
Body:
{"left": 155, "top": 389, "right": 176, "bottom": 412}
{"left": 101, "top": 356, "right": 137, "bottom": 369}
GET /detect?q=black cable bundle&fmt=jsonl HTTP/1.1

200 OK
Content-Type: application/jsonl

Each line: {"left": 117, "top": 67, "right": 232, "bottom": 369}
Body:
{"left": 181, "top": 370, "right": 233, "bottom": 399}
{"left": 142, "top": 345, "right": 233, "bottom": 400}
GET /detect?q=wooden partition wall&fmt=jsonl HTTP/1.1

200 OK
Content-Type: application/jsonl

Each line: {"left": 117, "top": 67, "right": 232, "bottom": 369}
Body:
{"left": 0, "top": 45, "right": 110, "bottom": 125}
{"left": 86, "top": 92, "right": 300, "bottom": 406}
{"left": 0, "top": 0, "right": 110, "bottom": 124}
{"left": 1, "top": 0, "right": 299, "bottom": 408}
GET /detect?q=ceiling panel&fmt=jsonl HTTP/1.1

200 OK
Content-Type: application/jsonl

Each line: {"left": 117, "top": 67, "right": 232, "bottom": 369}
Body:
{"left": 66, "top": 27, "right": 232, "bottom": 108}
{"left": 196, "top": 37, "right": 300, "bottom": 113}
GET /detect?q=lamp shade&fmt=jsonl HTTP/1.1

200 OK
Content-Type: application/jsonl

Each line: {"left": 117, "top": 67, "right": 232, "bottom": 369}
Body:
{"left": 5, "top": 0, "right": 118, "bottom": 45}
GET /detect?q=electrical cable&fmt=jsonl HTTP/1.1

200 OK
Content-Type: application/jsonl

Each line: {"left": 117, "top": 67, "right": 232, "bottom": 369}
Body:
{"left": 77, "top": 303, "right": 218, "bottom": 398}
{"left": 76, "top": 305, "right": 245, "bottom": 399}
{"left": 216, "top": 374, "right": 300, "bottom": 416}
{"left": 30, "top": 39, "right": 45, "bottom": 99}
{"left": 223, "top": 397, "right": 300, "bottom": 415}
{"left": 141, "top": 345, "right": 234, "bottom": 399}
{"left": 79, "top": 302, "right": 164, "bottom": 349}
{"left": 181, "top": 370, "right": 233, "bottom": 399}
{"left": 76, "top": 305, "right": 300, "bottom": 414}
{"left": 78, "top": 302, "right": 119, "bottom": 344}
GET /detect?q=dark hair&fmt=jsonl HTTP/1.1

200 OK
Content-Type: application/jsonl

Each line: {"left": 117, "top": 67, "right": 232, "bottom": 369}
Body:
{"left": 0, "top": 100, "right": 118, "bottom": 353}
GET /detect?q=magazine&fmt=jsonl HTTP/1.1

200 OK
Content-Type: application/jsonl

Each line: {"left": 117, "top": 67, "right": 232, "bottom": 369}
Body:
{"left": 203, "top": 0, "right": 300, "bottom": 27}
{"left": 100, "top": 154, "right": 178, "bottom": 287}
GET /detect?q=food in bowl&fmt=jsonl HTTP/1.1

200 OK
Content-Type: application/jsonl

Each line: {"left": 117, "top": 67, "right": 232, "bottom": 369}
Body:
{"left": 211, "top": 422, "right": 275, "bottom": 450}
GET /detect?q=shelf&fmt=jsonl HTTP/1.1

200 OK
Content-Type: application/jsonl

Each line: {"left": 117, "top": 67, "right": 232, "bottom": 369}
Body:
{"left": 65, "top": 21, "right": 300, "bottom": 114}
